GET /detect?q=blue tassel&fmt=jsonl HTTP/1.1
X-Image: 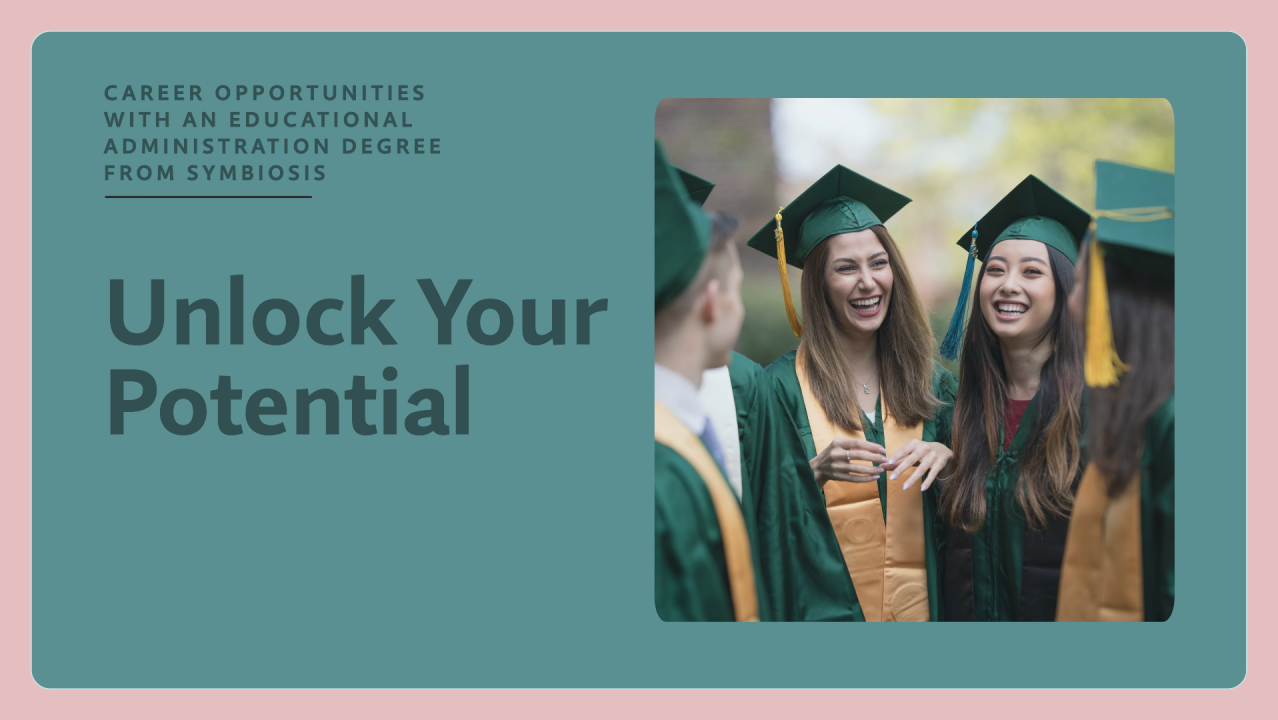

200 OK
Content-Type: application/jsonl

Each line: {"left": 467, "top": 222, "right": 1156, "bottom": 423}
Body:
{"left": 939, "top": 225, "right": 978, "bottom": 361}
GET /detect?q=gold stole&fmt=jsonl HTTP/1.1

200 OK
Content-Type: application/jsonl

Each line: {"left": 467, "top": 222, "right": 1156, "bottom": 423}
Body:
{"left": 655, "top": 401, "right": 760, "bottom": 622}
{"left": 795, "top": 356, "right": 929, "bottom": 622}
{"left": 1056, "top": 462, "right": 1144, "bottom": 621}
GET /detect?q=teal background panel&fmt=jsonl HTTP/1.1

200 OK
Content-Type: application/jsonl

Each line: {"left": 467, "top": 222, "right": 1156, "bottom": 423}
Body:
{"left": 32, "top": 32, "right": 1243, "bottom": 688}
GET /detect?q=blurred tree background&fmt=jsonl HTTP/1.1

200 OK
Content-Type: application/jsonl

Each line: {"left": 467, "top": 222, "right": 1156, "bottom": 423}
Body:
{"left": 656, "top": 98, "right": 1174, "bottom": 368}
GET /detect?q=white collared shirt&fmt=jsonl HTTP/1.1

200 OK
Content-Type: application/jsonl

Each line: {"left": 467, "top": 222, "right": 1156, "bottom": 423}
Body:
{"left": 698, "top": 365, "right": 743, "bottom": 499}
{"left": 655, "top": 362, "right": 744, "bottom": 499}
{"left": 654, "top": 363, "right": 706, "bottom": 435}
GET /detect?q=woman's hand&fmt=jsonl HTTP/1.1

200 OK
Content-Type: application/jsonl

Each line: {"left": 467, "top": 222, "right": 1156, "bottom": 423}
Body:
{"left": 810, "top": 438, "right": 889, "bottom": 487}
{"left": 882, "top": 440, "right": 953, "bottom": 491}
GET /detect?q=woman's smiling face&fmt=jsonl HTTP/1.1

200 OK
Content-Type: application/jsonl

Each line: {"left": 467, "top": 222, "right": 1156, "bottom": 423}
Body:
{"left": 822, "top": 229, "right": 894, "bottom": 338}
{"left": 979, "top": 238, "right": 1057, "bottom": 345}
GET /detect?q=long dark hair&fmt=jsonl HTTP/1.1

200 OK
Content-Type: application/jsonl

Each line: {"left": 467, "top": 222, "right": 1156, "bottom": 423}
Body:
{"left": 942, "top": 244, "right": 1083, "bottom": 533}
{"left": 799, "top": 225, "right": 940, "bottom": 433}
{"left": 1081, "top": 241, "right": 1175, "bottom": 495}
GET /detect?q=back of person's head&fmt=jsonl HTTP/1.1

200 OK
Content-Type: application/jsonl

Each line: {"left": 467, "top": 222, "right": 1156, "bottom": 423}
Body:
{"left": 655, "top": 213, "right": 744, "bottom": 369}
{"left": 1084, "top": 246, "right": 1175, "bottom": 494}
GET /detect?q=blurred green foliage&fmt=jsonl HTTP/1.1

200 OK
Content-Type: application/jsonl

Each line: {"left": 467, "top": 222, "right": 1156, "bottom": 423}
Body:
{"left": 736, "top": 276, "right": 800, "bottom": 366}
{"left": 871, "top": 98, "right": 1174, "bottom": 214}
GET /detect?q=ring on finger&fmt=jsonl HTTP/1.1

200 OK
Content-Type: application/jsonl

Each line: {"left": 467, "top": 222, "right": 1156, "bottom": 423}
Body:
{"left": 845, "top": 449, "right": 851, "bottom": 463}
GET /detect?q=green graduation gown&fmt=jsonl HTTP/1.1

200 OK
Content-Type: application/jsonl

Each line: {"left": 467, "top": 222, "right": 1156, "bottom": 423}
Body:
{"left": 942, "top": 395, "right": 1075, "bottom": 621}
{"left": 1140, "top": 395, "right": 1175, "bottom": 621}
{"left": 1055, "top": 394, "right": 1174, "bottom": 621}
{"left": 746, "top": 350, "right": 956, "bottom": 621}
{"left": 728, "top": 352, "right": 857, "bottom": 621}
{"left": 655, "top": 441, "right": 735, "bottom": 621}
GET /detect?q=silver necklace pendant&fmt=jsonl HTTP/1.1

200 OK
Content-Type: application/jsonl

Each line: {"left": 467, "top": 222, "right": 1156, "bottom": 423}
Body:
{"left": 862, "top": 383, "right": 870, "bottom": 394}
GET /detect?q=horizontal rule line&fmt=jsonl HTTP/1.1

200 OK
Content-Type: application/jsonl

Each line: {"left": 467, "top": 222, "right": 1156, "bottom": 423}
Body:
{"left": 104, "top": 195, "right": 313, "bottom": 199}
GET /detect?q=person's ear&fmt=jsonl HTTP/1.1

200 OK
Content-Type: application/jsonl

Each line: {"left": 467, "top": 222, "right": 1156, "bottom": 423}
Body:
{"left": 699, "top": 279, "right": 721, "bottom": 324}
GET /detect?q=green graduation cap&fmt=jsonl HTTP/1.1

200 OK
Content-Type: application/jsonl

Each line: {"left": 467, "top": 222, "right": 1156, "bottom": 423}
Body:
{"left": 655, "top": 140, "right": 712, "bottom": 310}
{"left": 676, "top": 166, "right": 715, "bottom": 207}
{"left": 1093, "top": 160, "right": 1174, "bottom": 277}
{"left": 938, "top": 175, "right": 1090, "bottom": 360}
{"left": 959, "top": 174, "right": 1091, "bottom": 264}
{"left": 745, "top": 165, "right": 912, "bottom": 337}
{"left": 1084, "top": 160, "right": 1174, "bottom": 387}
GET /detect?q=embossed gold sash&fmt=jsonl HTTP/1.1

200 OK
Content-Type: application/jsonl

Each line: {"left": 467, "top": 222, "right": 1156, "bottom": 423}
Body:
{"left": 795, "top": 356, "right": 929, "bottom": 622}
{"left": 655, "top": 401, "right": 760, "bottom": 622}
{"left": 1056, "top": 462, "right": 1144, "bottom": 621}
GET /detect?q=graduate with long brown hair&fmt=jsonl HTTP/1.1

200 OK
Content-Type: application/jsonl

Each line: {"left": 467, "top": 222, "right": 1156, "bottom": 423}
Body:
{"left": 938, "top": 176, "right": 1089, "bottom": 621}
{"left": 739, "top": 166, "right": 957, "bottom": 622}
{"left": 1057, "top": 161, "right": 1174, "bottom": 622}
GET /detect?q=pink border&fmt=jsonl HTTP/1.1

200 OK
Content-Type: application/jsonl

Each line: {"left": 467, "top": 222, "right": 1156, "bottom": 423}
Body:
{"left": 3, "top": 3, "right": 1268, "bottom": 717}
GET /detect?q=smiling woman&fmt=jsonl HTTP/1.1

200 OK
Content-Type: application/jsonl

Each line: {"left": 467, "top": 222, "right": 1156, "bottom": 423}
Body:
{"left": 939, "top": 175, "right": 1090, "bottom": 622}
{"left": 724, "top": 165, "right": 958, "bottom": 623}
{"left": 983, "top": 239, "right": 1061, "bottom": 345}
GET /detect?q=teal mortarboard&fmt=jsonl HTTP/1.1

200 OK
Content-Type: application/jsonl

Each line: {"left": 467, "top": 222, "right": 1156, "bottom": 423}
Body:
{"left": 1085, "top": 160, "right": 1174, "bottom": 387}
{"left": 938, "top": 175, "right": 1091, "bottom": 360}
{"left": 676, "top": 167, "right": 715, "bottom": 207}
{"left": 1093, "top": 160, "right": 1174, "bottom": 277}
{"left": 655, "top": 140, "right": 712, "bottom": 310}
{"left": 744, "top": 165, "right": 912, "bottom": 337}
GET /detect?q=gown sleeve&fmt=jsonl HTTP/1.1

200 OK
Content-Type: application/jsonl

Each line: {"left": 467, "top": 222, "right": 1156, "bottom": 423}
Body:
{"left": 931, "top": 362, "right": 960, "bottom": 448}
{"left": 655, "top": 442, "right": 735, "bottom": 622}
{"left": 1143, "top": 395, "right": 1175, "bottom": 622}
{"left": 727, "top": 352, "right": 765, "bottom": 495}
{"left": 923, "top": 362, "right": 959, "bottom": 620}
{"left": 733, "top": 351, "right": 863, "bottom": 621}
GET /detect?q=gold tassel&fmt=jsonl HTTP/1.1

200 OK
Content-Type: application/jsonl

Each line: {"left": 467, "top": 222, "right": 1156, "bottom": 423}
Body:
{"left": 1084, "top": 235, "right": 1129, "bottom": 387}
{"left": 775, "top": 208, "right": 802, "bottom": 338}
{"left": 1092, "top": 206, "right": 1174, "bottom": 222}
